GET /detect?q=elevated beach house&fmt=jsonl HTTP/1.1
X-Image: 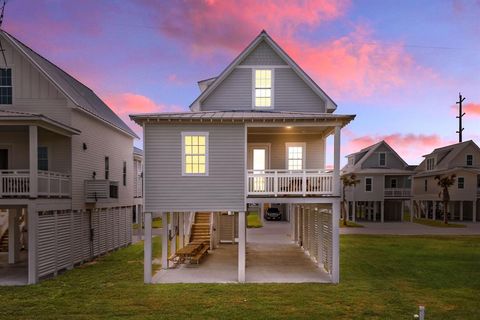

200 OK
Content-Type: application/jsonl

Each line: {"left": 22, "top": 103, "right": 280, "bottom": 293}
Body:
{"left": 412, "top": 140, "right": 480, "bottom": 222}
{"left": 342, "top": 141, "right": 416, "bottom": 222}
{"left": 0, "top": 30, "right": 138, "bottom": 285}
{"left": 131, "top": 31, "right": 355, "bottom": 283}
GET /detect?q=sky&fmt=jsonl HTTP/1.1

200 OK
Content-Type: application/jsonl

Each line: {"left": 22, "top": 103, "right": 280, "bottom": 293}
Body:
{"left": 5, "top": 0, "right": 480, "bottom": 166}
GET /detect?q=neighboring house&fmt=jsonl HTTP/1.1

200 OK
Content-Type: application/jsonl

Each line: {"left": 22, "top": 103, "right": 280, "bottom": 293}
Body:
{"left": 0, "top": 30, "right": 138, "bottom": 285}
{"left": 412, "top": 140, "right": 480, "bottom": 222}
{"left": 342, "top": 141, "right": 416, "bottom": 222}
{"left": 133, "top": 147, "right": 143, "bottom": 224}
{"left": 131, "top": 31, "right": 355, "bottom": 284}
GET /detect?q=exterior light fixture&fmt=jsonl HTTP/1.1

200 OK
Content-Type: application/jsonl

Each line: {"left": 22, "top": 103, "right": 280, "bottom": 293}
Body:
{"left": 286, "top": 126, "right": 292, "bottom": 129}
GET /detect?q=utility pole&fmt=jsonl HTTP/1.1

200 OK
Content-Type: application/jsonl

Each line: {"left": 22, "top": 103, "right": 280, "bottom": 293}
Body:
{"left": 456, "top": 93, "right": 466, "bottom": 143}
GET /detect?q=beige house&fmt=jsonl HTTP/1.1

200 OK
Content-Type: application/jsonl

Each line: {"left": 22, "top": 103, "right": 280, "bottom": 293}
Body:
{"left": 0, "top": 30, "right": 138, "bottom": 284}
{"left": 412, "top": 140, "right": 480, "bottom": 222}
{"left": 342, "top": 141, "right": 416, "bottom": 222}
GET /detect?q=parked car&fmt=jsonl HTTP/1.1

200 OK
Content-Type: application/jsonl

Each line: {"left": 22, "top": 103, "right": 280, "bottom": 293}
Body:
{"left": 265, "top": 207, "right": 282, "bottom": 221}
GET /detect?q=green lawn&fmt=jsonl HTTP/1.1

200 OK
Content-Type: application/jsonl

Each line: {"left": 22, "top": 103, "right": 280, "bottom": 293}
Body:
{"left": 1, "top": 236, "right": 479, "bottom": 319}
{"left": 339, "top": 220, "right": 364, "bottom": 228}
{"left": 247, "top": 212, "right": 263, "bottom": 228}
{"left": 132, "top": 217, "right": 163, "bottom": 230}
{"left": 413, "top": 218, "right": 466, "bottom": 228}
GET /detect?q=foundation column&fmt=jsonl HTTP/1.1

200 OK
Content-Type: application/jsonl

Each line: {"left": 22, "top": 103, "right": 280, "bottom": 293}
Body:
{"left": 27, "top": 203, "right": 38, "bottom": 284}
{"left": 144, "top": 212, "right": 152, "bottom": 283}
{"left": 352, "top": 201, "right": 356, "bottom": 222}
{"left": 8, "top": 209, "right": 20, "bottom": 264}
{"left": 161, "top": 212, "right": 168, "bottom": 270}
{"left": 332, "top": 200, "right": 340, "bottom": 283}
{"left": 238, "top": 211, "right": 246, "bottom": 283}
{"left": 380, "top": 201, "right": 385, "bottom": 223}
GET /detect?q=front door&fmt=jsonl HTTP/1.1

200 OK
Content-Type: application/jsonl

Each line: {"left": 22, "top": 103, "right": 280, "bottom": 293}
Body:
{"left": 248, "top": 144, "right": 270, "bottom": 192}
{"left": 0, "top": 149, "right": 8, "bottom": 170}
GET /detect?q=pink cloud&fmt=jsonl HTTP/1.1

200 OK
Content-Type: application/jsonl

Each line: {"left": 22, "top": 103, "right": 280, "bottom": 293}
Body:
{"left": 345, "top": 133, "right": 455, "bottom": 164}
{"left": 103, "top": 93, "right": 185, "bottom": 136}
{"left": 463, "top": 102, "right": 480, "bottom": 117}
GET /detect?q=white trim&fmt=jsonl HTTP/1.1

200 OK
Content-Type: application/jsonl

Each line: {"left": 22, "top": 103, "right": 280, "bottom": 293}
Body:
{"left": 247, "top": 143, "right": 271, "bottom": 170}
{"left": 378, "top": 152, "right": 387, "bottom": 167}
{"left": 285, "top": 142, "right": 306, "bottom": 170}
{"left": 365, "top": 177, "right": 373, "bottom": 192}
{"left": 236, "top": 65, "right": 290, "bottom": 69}
{"left": 181, "top": 131, "right": 209, "bottom": 176}
{"left": 0, "top": 66, "right": 14, "bottom": 106}
{"left": 252, "top": 68, "right": 274, "bottom": 110}
{"left": 466, "top": 154, "right": 474, "bottom": 166}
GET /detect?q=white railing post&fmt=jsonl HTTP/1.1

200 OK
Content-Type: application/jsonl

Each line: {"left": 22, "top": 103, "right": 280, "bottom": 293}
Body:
{"left": 302, "top": 170, "right": 307, "bottom": 196}
{"left": 274, "top": 170, "right": 278, "bottom": 197}
{"left": 29, "top": 126, "right": 38, "bottom": 198}
{"left": 333, "top": 126, "right": 341, "bottom": 197}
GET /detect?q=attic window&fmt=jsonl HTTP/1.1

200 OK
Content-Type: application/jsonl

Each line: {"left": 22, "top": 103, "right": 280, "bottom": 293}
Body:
{"left": 0, "top": 68, "right": 12, "bottom": 104}
{"left": 466, "top": 154, "right": 473, "bottom": 166}
{"left": 426, "top": 158, "right": 435, "bottom": 171}
{"left": 254, "top": 69, "right": 272, "bottom": 108}
{"left": 379, "top": 152, "right": 386, "bottom": 167}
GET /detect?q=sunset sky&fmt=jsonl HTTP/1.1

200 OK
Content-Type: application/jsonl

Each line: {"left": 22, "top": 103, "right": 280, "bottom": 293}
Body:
{"left": 5, "top": 0, "right": 480, "bottom": 166}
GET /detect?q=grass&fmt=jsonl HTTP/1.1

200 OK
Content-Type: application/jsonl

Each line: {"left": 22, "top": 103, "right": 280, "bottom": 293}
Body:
{"left": 413, "top": 218, "right": 466, "bottom": 228}
{"left": 1, "top": 236, "right": 480, "bottom": 319}
{"left": 339, "top": 220, "right": 364, "bottom": 228}
{"left": 132, "top": 217, "right": 163, "bottom": 230}
{"left": 247, "top": 212, "right": 263, "bottom": 228}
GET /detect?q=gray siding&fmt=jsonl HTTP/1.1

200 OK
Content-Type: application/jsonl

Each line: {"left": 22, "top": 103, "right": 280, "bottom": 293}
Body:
{"left": 247, "top": 134, "right": 325, "bottom": 169}
{"left": 201, "top": 68, "right": 252, "bottom": 111}
{"left": 361, "top": 144, "right": 405, "bottom": 169}
{"left": 144, "top": 123, "right": 245, "bottom": 212}
{"left": 240, "top": 41, "right": 286, "bottom": 65}
{"left": 274, "top": 68, "right": 325, "bottom": 113}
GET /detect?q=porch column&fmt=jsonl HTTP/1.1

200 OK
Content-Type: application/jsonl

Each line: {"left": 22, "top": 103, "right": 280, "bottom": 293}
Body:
{"left": 170, "top": 212, "right": 176, "bottom": 255}
{"left": 401, "top": 201, "right": 405, "bottom": 222}
{"left": 410, "top": 200, "right": 414, "bottom": 222}
{"left": 380, "top": 201, "right": 385, "bottom": 223}
{"left": 473, "top": 201, "right": 477, "bottom": 223}
{"left": 433, "top": 202, "right": 437, "bottom": 220}
{"left": 8, "top": 209, "right": 20, "bottom": 264}
{"left": 161, "top": 212, "right": 168, "bottom": 269}
{"left": 238, "top": 211, "right": 246, "bottom": 283}
{"left": 332, "top": 199, "right": 340, "bottom": 283}
{"left": 459, "top": 201, "right": 464, "bottom": 221}
{"left": 178, "top": 212, "right": 184, "bottom": 249}
{"left": 27, "top": 203, "right": 38, "bottom": 284}
{"left": 260, "top": 203, "right": 265, "bottom": 226}
{"left": 373, "top": 202, "right": 377, "bottom": 222}
{"left": 144, "top": 212, "right": 152, "bottom": 283}
{"left": 29, "top": 125, "right": 38, "bottom": 198}
{"left": 333, "top": 126, "right": 341, "bottom": 197}
{"left": 352, "top": 201, "right": 356, "bottom": 222}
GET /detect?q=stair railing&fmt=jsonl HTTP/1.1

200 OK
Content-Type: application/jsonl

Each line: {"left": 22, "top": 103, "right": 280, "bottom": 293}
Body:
{"left": 209, "top": 212, "right": 215, "bottom": 250}
{"left": 185, "top": 212, "right": 195, "bottom": 245}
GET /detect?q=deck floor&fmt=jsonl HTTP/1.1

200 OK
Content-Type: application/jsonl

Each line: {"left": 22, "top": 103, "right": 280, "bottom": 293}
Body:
{"left": 153, "top": 221, "right": 330, "bottom": 283}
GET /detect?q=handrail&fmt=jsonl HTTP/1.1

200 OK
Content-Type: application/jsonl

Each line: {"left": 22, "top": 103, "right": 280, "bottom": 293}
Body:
{"left": 1, "top": 169, "right": 70, "bottom": 198}
{"left": 185, "top": 211, "right": 196, "bottom": 245}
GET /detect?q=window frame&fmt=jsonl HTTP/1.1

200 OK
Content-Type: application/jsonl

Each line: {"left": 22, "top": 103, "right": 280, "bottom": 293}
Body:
{"left": 181, "top": 132, "right": 209, "bottom": 176}
{"left": 466, "top": 154, "right": 473, "bottom": 166}
{"left": 457, "top": 176, "right": 465, "bottom": 189}
{"left": 122, "top": 160, "right": 127, "bottom": 186}
{"left": 252, "top": 68, "right": 274, "bottom": 109}
{"left": 426, "top": 157, "right": 436, "bottom": 171}
{"left": 0, "top": 67, "right": 13, "bottom": 105}
{"left": 378, "top": 152, "right": 387, "bottom": 167}
{"left": 37, "top": 146, "right": 48, "bottom": 171}
{"left": 365, "top": 177, "right": 373, "bottom": 192}
{"left": 285, "top": 142, "right": 306, "bottom": 171}
{"left": 105, "top": 156, "right": 109, "bottom": 180}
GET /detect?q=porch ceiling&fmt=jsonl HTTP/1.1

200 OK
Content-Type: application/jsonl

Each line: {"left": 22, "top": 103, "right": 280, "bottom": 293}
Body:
{"left": 248, "top": 126, "right": 331, "bottom": 135}
{"left": 0, "top": 110, "right": 80, "bottom": 136}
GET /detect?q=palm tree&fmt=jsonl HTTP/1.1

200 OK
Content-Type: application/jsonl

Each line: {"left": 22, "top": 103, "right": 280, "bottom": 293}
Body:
{"left": 341, "top": 174, "right": 360, "bottom": 226}
{"left": 434, "top": 174, "right": 456, "bottom": 224}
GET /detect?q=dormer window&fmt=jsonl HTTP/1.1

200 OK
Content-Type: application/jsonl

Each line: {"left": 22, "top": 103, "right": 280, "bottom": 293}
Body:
{"left": 348, "top": 157, "right": 354, "bottom": 166}
{"left": 379, "top": 152, "right": 386, "bottom": 167}
{"left": 254, "top": 69, "right": 273, "bottom": 108}
{"left": 466, "top": 154, "right": 473, "bottom": 166}
{"left": 426, "top": 158, "right": 435, "bottom": 171}
{"left": 0, "top": 68, "right": 12, "bottom": 104}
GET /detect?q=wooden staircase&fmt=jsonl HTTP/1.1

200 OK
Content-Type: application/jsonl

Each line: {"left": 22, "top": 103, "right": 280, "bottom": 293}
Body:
{"left": 0, "top": 231, "right": 8, "bottom": 252}
{"left": 190, "top": 212, "right": 211, "bottom": 248}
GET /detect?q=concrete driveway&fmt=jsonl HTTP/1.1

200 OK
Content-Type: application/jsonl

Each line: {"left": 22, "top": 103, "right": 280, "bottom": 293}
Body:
{"left": 340, "top": 222, "right": 480, "bottom": 235}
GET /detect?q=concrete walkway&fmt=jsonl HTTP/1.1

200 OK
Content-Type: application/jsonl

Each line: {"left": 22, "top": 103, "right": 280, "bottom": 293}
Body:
{"left": 340, "top": 222, "right": 480, "bottom": 235}
{"left": 0, "top": 252, "right": 28, "bottom": 286}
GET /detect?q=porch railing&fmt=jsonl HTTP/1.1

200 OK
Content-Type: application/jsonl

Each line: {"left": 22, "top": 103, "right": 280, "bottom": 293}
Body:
{"left": 0, "top": 170, "right": 71, "bottom": 198}
{"left": 384, "top": 188, "right": 411, "bottom": 198}
{"left": 247, "top": 169, "right": 333, "bottom": 197}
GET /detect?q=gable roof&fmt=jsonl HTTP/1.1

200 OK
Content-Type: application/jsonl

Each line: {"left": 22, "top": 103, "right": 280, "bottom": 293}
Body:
{"left": 417, "top": 140, "right": 480, "bottom": 172}
{"left": 189, "top": 30, "right": 337, "bottom": 112}
{"left": 343, "top": 140, "right": 410, "bottom": 172}
{"left": 0, "top": 109, "right": 81, "bottom": 135}
{"left": 1, "top": 30, "right": 138, "bottom": 139}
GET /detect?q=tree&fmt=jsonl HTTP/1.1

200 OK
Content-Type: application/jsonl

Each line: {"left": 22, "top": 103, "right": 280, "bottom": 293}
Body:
{"left": 434, "top": 174, "right": 456, "bottom": 224}
{"left": 341, "top": 174, "right": 360, "bottom": 226}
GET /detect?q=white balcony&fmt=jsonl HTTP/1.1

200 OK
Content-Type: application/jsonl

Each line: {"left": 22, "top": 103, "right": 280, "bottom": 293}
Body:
{"left": 0, "top": 170, "right": 71, "bottom": 198}
{"left": 384, "top": 188, "right": 411, "bottom": 198}
{"left": 247, "top": 169, "right": 333, "bottom": 197}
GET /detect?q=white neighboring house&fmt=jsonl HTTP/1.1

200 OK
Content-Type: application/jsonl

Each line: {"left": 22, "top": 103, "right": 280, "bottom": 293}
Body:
{"left": 131, "top": 30, "right": 355, "bottom": 284}
{"left": 0, "top": 30, "right": 138, "bottom": 285}
{"left": 342, "top": 141, "right": 416, "bottom": 222}
{"left": 133, "top": 146, "right": 143, "bottom": 224}
{"left": 412, "top": 140, "right": 480, "bottom": 222}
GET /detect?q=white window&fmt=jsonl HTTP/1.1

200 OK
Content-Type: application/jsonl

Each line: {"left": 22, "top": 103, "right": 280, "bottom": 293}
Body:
{"left": 466, "top": 154, "right": 473, "bottom": 166}
{"left": 458, "top": 177, "right": 464, "bottom": 189}
{"left": 365, "top": 177, "right": 373, "bottom": 192}
{"left": 426, "top": 158, "right": 435, "bottom": 171}
{"left": 286, "top": 143, "right": 305, "bottom": 171}
{"left": 182, "top": 132, "right": 208, "bottom": 175}
{"left": 254, "top": 69, "right": 273, "bottom": 108}
{"left": 379, "top": 152, "right": 386, "bottom": 167}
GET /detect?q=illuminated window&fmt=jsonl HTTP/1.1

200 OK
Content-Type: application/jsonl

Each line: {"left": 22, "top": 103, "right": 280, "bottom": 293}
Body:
{"left": 254, "top": 69, "right": 272, "bottom": 108}
{"left": 182, "top": 132, "right": 208, "bottom": 175}
{"left": 286, "top": 143, "right": 305, "bottom": 171}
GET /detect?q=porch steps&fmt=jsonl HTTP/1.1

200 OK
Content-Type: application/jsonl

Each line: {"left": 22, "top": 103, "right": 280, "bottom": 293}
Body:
{"left": 0, "top": 231, "right": 8, "bottom": 252}
{"left": 190, "top": 212, "right": 211, "bottom": 249}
